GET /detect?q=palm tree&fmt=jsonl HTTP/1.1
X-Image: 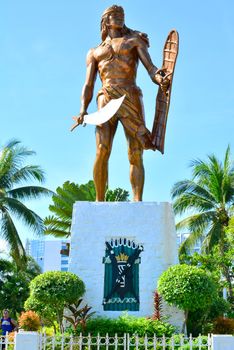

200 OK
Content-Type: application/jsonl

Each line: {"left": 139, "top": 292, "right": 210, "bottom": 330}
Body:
{"left": 44, "top": 180, "right": 129, "bottom": 238}
{"left": 171, "top": 146, "right": 234, "bottom": 255}
{"left": 0, "top": 139, "right": 52, "bottom": 266}
{"left": 171, "top": 146, "right": 234, "bottom": 298}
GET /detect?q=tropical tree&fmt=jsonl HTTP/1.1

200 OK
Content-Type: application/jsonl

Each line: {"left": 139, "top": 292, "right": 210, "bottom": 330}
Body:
{"left": 171, "top": 147, "right": 234, "bottom": 299}
{"left": 27, "top": 271, "right": 85, "bottom": 332}
{"left": 24, "top": 295, "right": 58, "bottom": 332}
{"left": 158, "top": 264, "right": 217, "bottom": 333}
{"left": 0, "top": 256, "right": 41, "bottom": 317}
{"left": 172, "top": 146, "right": 234, "bottom": 253}
{"left": 44, "top": 180, "right": 129, "bottom": 238}
{"left": 0, "top": 139, "right": 52, "bottom": 266}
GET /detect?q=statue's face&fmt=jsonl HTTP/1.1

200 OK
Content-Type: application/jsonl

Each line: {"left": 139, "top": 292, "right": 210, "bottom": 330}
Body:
{"left": 107, "top": 11, "right": 124, "bottom": 29}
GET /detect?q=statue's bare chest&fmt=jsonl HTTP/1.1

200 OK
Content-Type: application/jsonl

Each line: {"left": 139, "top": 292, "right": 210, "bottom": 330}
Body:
{"left": 94, "top": 37, "right": 137, "bottom": 63}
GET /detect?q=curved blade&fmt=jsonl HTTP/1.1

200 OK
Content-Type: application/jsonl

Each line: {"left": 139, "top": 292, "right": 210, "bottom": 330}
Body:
{"left": 84, "top": 95, "right": 125, "bottom": 125}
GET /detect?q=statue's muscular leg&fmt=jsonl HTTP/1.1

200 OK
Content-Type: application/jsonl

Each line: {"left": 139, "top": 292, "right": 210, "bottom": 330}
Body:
{"left": 93, "top": 122, "right": 117, "bottom": 201}
{"left": 126, "top": 134, "right": 144, "bottom": 201}
{"left": 94, "top": 95, "right": 117, "bottom": 201}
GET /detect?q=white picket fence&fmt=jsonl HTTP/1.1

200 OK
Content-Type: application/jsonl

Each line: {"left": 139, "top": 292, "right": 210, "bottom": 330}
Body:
{"left": 0, "top": 334, "right": 15, "bottom": 349}
{"left": 39, "top": 333, "right": 212, "bottom": 350}
{"left": 3, "top": 333, "right": 234, "bottom": 350}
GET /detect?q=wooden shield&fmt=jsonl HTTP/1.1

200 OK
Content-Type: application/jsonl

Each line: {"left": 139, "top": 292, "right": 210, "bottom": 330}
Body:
{"left": 151, "top": 30, "right": 179, "bottom": 154}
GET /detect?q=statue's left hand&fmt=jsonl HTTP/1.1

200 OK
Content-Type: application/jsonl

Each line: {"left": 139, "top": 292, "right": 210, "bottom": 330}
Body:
{"left": 155, "top": 70, "right": 171, "bottom": 95}
{"left": 160, "top": 75, "right": 171, "bottom": 95}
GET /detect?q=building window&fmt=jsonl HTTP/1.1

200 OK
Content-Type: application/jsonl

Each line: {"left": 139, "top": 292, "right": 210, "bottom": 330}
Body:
{"left": 61, "top": 267, "right": 68, "bottom": 272}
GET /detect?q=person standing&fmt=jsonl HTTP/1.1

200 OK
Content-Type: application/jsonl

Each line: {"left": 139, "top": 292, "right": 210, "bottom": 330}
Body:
{"left": 0, "top": 310, "right": 18, "bottom": 349}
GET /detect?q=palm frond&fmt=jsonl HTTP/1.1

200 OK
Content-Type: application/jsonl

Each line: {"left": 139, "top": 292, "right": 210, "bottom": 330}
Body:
{"left": 190, "top": 156, "right": 226, "bottom": 204}
{"left": 176, "top": 211, "right": 215, "bottom": 233}
{"left": 54, "top": 180, "right": 94, "bottom": 207}
{"left": 4, "top": 138, "right": 21, "bottom": 149}
{"left": 178, "top": 229, "right": 205, "bottom": 257}
{"left": 44, "top": 228, "right": 70, "bottom": 238}
{"left": 0, "top": 147, "right": 16, "bottom": 189}
{"left": 8, "top": 186, "right": 53, "bottom": 200}
{"left": 105, "top": 188, "right": 129, "bottom": 201}
{"left": 44, "top": 216, "right": 71, "bottom": 230}
{"left": 224, "top": 145, "right": 231, "bottom": 172}
{"left": 11, "top": 165, "right": 46, "bottom": 184}
{"left": 173, "top": 193, "right": 215, "bottom": 215}
{"left": 202, "top": 221, "right": 223, "bottom": 253}
{"left": 207, "top": 155, "right": 226, "bottom": 203}
{"left": 190, "top": 158, "right": 211, "bottom": 179}
{"left": 4, "top": 142, "right": 35, "bottom": 170}
{"left": 52, "top": 195, "right": 74, "bottom": 211}
{"left": 0, "top": 208, "right": 27, "bottom": 266}
{"left": 222, "top": 146, "right": 234, "bottom": 204}
{"left": 171, "top": 180, "right": 216, "bottom": 206}
{"left": 0, "top": 141, "right": 37, "bottom": 189}
{"left": 7, "top": 142, "right": 36, "bottom": 159}
{"left": 79, "top": 180, "right": 96, "bottom": 201}
{"left": 5, "top": 197, "right": 45, "bottom": 235}
{"left": 48, "top": 204, "right": 72, "bottom": 220}
{"left": 47, "top": 181, "right": 86, "bottom": 217}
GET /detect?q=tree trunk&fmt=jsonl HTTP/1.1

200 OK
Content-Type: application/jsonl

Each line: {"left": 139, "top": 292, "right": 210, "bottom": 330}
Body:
{"left": 56, "top": 309, "right": 64, "bottom": 333}
{"left": 53, "top": 322, "right": 57, "bottom": 334}
{"left": 182, "top": 310, "right": 188, "bottom": 335}
{"left": 219, "top": 237, "right": 233, "bottom": 301}
{"left": 223, "top": 266, "right": 233, "bottom": 300}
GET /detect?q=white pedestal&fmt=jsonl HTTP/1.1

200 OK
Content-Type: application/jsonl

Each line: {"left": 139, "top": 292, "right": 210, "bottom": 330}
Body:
{"left": 212, "top": 335, "right": 234, "bottom": 350}
{"left": 15, "top": 331, "right": 39, "bottom": 350}
{"left": 69, "top": 201, "right": 183, "bottom": 329}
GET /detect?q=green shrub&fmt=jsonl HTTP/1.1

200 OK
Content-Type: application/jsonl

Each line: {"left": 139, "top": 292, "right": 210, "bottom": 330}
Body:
{"left": 72, "top": 314, "right": 176, "bottom": 337}
{"left": 28, "top": 271, "right": 85, "bottom": 332}
{"left": 164, "top": 335, "right": 208, "bottom": 350}
{"left": 187, "top": 296, "right": 231, "bottom": 335}
{"left": 213, "top": 317, "right": 234, "bottom": 334}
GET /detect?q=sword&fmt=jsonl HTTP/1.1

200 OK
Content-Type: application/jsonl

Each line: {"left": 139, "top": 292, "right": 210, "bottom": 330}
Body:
{"left": 70, "top": 95, "right": 125, "bottom": 131}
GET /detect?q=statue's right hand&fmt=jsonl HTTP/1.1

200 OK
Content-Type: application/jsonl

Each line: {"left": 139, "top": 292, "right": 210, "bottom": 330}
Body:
{"left": 70, "top": 112, "right": 87, "bottom": 132}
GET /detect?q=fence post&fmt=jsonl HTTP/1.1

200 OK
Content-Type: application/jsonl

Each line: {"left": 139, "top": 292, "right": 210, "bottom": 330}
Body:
{"left": 212, "top": 335, "right": 234, "bottom": 350}
{"left": 123, "top": 334, "right": 126, "bottom": 350}
{"left": 15, "top": 331, "right": 40, "bottom": 350}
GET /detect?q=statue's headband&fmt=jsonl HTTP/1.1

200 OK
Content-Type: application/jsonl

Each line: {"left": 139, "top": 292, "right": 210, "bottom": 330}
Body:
{"left": 101, "top": 5, "right": 124, "bottom": 19}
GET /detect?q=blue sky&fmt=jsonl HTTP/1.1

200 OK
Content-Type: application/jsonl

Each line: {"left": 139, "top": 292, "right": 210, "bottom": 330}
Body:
{"left": 1, "top": 0, "right": 234, "bottom": 245}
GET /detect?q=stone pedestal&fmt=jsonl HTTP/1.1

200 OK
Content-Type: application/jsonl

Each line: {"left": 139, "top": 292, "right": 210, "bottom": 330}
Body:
{"left": 15, "top": 331, "right": 39, "bottom": 350}
{"left": 69, "top": 201, "right": 183, "bottom": 328}
{"left": 212, "top": 335, "right": 234, "bottom": 350}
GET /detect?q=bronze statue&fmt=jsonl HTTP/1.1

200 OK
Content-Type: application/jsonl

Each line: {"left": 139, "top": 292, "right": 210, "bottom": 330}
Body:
{"left": 71, "top": 5, "right": 178, "bottom": 202}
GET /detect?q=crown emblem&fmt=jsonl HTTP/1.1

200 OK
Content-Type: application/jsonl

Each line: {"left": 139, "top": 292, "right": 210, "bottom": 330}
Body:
{"left": 115, "top": 253, "right": 128, "bottom": 262}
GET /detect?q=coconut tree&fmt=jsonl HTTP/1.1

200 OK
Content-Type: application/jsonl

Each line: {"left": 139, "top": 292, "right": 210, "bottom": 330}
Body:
{"left": 172, "top": 146, "right": 234, "bottom": 253}
{"left": 171, "top": 146, "right": 234, "bottom": 297}
{"left": 44, "top": 180, "right": 129, "bottom": 238}
{"left": 0, "top": 139, "right": 52, "bottom": 266}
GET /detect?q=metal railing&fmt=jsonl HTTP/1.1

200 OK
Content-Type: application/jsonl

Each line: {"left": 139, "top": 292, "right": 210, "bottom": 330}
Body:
{"left": 39, "top": 333, "right": 212, "bottom": 350}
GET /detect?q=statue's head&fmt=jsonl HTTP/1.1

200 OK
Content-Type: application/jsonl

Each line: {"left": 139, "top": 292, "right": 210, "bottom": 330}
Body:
{"left": 101, "top": 5, "right": 125, "bottom": 41}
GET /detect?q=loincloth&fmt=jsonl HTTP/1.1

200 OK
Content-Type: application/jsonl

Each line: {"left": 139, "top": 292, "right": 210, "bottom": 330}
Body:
{"left": 97, "top": 85, "right": 152, "bottom": 146}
